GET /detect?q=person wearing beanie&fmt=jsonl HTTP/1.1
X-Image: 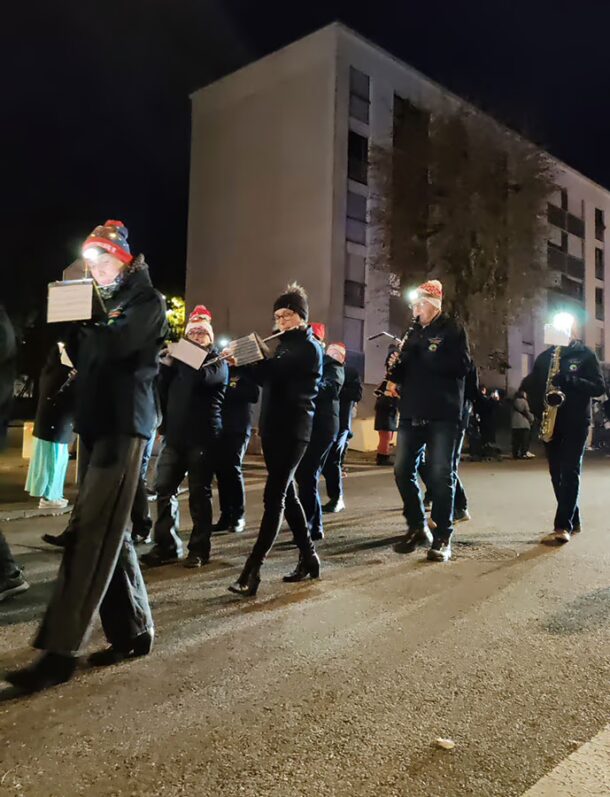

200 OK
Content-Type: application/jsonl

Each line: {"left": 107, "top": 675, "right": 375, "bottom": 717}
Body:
{"left": 5, "top": 221, "right": 167, "bottom": 693}
{"left": 322, "top": 351, "right": 363, "bottom": 512}
{"left": 227, "top": 283, "right": 323, "bottom": 596}
{"left": 142, "top": 305, "right": 229, "bottom": 568}
{"left": 295, "top": 341, "right": 345, "bottom": 543}
{"left": 388, "top": 278, "right": 471, "bottom": 563}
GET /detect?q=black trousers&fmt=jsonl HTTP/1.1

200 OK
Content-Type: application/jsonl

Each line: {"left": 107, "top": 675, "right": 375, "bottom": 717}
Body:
{"left": 296, "top": 430, "right": 335, "bottom": 538}
{"left": 34, "top": 435, "right": 152, "bottom": 656}
{"left": 130, "top": 432, "right": 155, "bottom": 538}
{"left": 322, "top": 428, "right": 350, "bottom": 502}
{"left": 0, "top": 530, "right": 20, "bottom": 580}
{"left": 153, "top": 442, "right": 215, "bottom": 557}
{"left": 512, "top": 428, "right": 530, "bottom": 459}
{"left": 247, "top": 435, "right": 315, "bottom": 565}
{"left": 544, "top": 420, "right": 588, "bottom": 532}
{"left": 216, "top": 430, "right": 251, "bottom": 522}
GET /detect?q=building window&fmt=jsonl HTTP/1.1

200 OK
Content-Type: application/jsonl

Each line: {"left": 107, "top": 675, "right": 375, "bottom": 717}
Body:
{"left": 557, "top": 274, "right": 583, "bottom": 301}
{"left": 560, "top": 188, "right": 568, "bottom": 210}
{"left": 346, "top": 250, "right": 366, "bottom": 283}
{"left": 349, "top": 67, "right": 370, "bottom": 124}
{"left": 344, "top": 316, "right": 364, "bottom": 352}
{"left": 567, "top": 213, "right": 585, "bottom": 238}
{"left": 595, "top": 208, "right": 605, "bottom": 241}
{"left": 566, "top": 256, "right": 585, "bottom": 280}
{"left": 348, "top": 131, "right": 369, "bottom": 185}
{"left": 595, "top": 247, "right": 604, "bottom": 280}
{"left": 595, "top": 287, "right": 604, "bottom": 320}
{"left": 346, "top": 190, "right": 367, "bottom": 244}
{"left": 344, "top": 280, "right": 365, "bottom": 307}
{"left": 547, "top": 203, "right": 566, "bottom": 230}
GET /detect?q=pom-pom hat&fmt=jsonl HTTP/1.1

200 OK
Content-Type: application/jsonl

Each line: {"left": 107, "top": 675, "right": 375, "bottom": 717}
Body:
{"left": 414, "top": 279, "right": 443, "bottom": 311}
{"left": 83, "top": 220, "right": 133, "bottom": 264}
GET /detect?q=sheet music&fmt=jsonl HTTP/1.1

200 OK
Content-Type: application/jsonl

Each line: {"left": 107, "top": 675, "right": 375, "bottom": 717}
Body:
{"left": 170, "top": 338, "right": 209, "bottom": 370}
{"left": 229, "top": 333, "right": 265, "bottom": 366}
{"left": 47, "top": 281, "right": 95, "bottom": 323}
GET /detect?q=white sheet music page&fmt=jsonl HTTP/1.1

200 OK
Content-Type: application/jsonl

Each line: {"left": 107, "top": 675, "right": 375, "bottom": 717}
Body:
{"left": 170, "top": 338, "right": 209, "bottom": 370}
{"left": 230, "top": 333, "right": 264, "bottom": 366}
{"left": 47, "top": 280, "right": 95, "bottom": 323}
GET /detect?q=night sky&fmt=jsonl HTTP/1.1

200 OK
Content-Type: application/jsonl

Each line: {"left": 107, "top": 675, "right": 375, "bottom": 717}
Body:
{"left": 3, "top": 0, "right": 610, "bottom": 318}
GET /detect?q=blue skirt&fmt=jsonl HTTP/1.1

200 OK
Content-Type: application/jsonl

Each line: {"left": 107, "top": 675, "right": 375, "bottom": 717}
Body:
{"left": 25, "top": 437, "right": 70, "bottom": 501}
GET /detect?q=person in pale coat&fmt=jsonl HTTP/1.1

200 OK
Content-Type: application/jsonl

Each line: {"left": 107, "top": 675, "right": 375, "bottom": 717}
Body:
{"left": 512, "top": 388, "right": 535, "bottom": 459}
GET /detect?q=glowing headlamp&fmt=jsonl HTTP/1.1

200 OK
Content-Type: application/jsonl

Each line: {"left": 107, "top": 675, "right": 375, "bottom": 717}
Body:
{"left": 218, "top": 337, "right": 231, "bottom": 349}
{"left": 407, "top": 289, "right": 420, "bottom": 304}
{"left": 82, "top": 247, "right": 101, "bottom": 262}
{"left": 551, "top": 312, "right": 575, "bottom": 337}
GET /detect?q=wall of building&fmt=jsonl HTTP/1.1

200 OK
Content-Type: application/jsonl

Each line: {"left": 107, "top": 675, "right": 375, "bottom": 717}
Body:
{"left": 186, "top": 29, "right": 338, "bottom": 341}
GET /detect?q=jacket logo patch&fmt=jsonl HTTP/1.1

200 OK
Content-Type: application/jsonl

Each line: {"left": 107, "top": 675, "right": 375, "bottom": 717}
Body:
{"left": 428, "top": 337, "right": 442, "bottom": 352}
{"left": 568, "top": 362, "right": 579, "bottom": 372}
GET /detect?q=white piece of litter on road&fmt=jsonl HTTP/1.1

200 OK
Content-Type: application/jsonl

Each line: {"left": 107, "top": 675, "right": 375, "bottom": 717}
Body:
{"left": 435, "top": 738, "right": 456, "bottom": 750}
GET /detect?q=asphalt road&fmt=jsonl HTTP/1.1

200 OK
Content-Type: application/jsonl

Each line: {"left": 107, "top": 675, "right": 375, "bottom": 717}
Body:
{"left": 0, "top": 457, "right": 609, "bottom": 796}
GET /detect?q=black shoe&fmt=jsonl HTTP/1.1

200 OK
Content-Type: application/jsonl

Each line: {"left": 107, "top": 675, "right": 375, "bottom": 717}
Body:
{"left": 310, "top": 529, "right": 324, "bottom": 541}
{"left": 183, "top": 552, "right": 209, "bottom": 568}
{"left": 322, "top": 497, "right": 345, "bottom": 514}
{"left": 283, "top": 553, "right": 321, "bottom": 583}
{"left": 131, "top": 531, "right": 153, "bottom": 545}
{"left": 5, "top": 653, "right": 77, "bottom": 693}
{"left": 376, "top": 454, "right": 391, "bottom": 466}
{"left": 393, "top": 525, "right": 433, "bottom": 554}
{"left": 212, "top": 516, "right": 230, "bottom": 533}
{"left": 228, "top": 558, "right": 261, "bottom": 597}
{"left": 88, "top": 630, "right": 154, "bottom": 667}
{"left": 230, "top": 517, "right": 246, "bottom": 533}
{"left": 427, "top": 538, "right": 452, "bottom": 562}
{"left": 140, "top": 547, "right": 183, "bottom": 567}
{"left": 454, "top": 508, "right": 471, "bottom": 523}
{"left": 41, "top": 531, "right": 69, "bottom": 548}
{"left": 0, "top": 571, "right": 30, "bottom": 602}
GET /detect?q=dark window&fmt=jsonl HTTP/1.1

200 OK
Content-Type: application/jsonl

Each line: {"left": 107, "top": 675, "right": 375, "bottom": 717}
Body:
{"left": 556, "top": 275, "right": 583, "bottom": 301}
{"left": 547, "top": 245, "right": 567, "bottom": 273}
{"left": 348, "top": 131, "right": 369, "bottom": 185}
{"left": 344, "top": 280, "right": 365, "bottom": 307}
{"left": 560, "top": 188, "right": 568, "bottom": 210}
{"left": 344, "top": 316, "right": 364, "bottom": 351}
{"left": 346, "top": 218, "right": 366, "bottom": 245}
{"left": 547, "top": 203, "right": 566, "bottom": 230}
{"left": 596, "top": 287, "right": 604, "bottom": 320}
{"left": 567, "top": 256, "right": 585, "bottom": 280}
{"left": 595, "top": 247, "right": 604, "bottom": 280}
{"left": 595, "top": 208, "right": 605, "bottom": 241}
{"left": 346, "top": 191, "right": 367, "bottom": 221}
{"left": 567, "top": 213, "right": 585, "bottom": 238}
{"left": 349, "top": 68, "right": 370, "bottom": 125}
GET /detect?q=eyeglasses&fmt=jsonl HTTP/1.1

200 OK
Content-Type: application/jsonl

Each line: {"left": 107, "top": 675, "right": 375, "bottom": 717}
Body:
{"left": 273, "top": 310, "right": 296, "bottom": 322}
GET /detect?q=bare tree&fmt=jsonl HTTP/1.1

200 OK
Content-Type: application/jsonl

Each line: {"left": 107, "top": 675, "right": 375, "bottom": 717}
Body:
{"left": 370, "top": 103, "right": 556, "bottom": 370}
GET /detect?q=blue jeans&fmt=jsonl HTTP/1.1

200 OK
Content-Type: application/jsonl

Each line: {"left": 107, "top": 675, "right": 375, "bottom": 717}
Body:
{"left": 394, "top": 420, "right": 459, "bottom": 540}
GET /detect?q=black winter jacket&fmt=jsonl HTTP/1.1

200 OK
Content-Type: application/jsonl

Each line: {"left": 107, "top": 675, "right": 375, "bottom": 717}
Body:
{"left": 389, "top": 313, "right": 471, "bottom": 423}
{"left": 256, "top": 326, "right": 322, "bottom": 443}
{"left": 221, "top": 369, "right": 260, "bottom": 436}
{"left": 66, "top": 259, "right": 167, "bottom": 443}
{"left": 33, "top": 344, "right": 75, "bottom": 444}
{"left": 339, "top": 365, "right": 363, "bottom": 433}
{"left": 159, "top": 349, "right": 229, "bottom": 449}
{"left": 523, "top": 342, "right": 605, "bottom": 425}
{"left": 311, "top": 354, "right": 345, "bottom": 442}
{"left": 0, "top": 304, "right": 16, "bottom": 445}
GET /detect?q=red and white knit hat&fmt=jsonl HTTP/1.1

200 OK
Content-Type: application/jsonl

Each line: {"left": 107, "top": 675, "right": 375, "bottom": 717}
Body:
{"left": 416, "top": 279, "right": 443, "bottom": 311}
{"left": 326, "top": 342, "right": 347, "bottom": 364}
{"left": 185, "top": 305, "right": 214, "bottom": 341}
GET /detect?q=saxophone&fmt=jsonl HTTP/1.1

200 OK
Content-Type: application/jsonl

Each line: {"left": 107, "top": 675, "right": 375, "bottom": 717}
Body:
{"left": 539, "top": 345, "right": 565, "bottom": 443}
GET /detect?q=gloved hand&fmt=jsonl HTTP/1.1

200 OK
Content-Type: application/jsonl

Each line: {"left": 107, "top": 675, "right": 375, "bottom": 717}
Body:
{"left": 552, "top": 371, "right": 575, "bottom": 389}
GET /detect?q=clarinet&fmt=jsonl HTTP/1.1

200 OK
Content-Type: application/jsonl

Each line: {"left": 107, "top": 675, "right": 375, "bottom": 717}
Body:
{"left": 371, "top": 319, "right": 420, "bottom": 398}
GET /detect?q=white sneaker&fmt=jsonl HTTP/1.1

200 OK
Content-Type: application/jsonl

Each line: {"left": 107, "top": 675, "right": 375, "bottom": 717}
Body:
{"left": 427, "top": 541, "right": 452, "bottom": 562}
{"left": 38, "top": 498, "right": 69, "bottom": 510}
{"left": 523, "top": 451, "right": 536, "bottom": 459}
{"left": 554, "top": 529, "right": 570, "bottom": 543}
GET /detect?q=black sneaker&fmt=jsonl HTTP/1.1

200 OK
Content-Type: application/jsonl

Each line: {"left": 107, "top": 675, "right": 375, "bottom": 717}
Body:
{"left": 394, "top": 525, "right": 433, "bottom": 554}
{"left": 183, "top": 552, "right": 209, "bottom": 568}
{"left": 41, "top": 531, "right": 69, "bottom": 548}
{"left": 454, "top": 508, "right": 471, "bottom": 523}
{"left": 427, "top": 539, "right": 452, "bottom": 562}
{"left": 212, "top": 516, "right": 230, "bottom": 533}
{"left": 140, "top": 547, "right": 183, "bottom": 567}
{"left": 230, "top": 518, "right": 246, "bottom": 533}
{"left": 5, "top": 652, "right": 76, "bottom": 693}
{"left": 0, "top": 571, "right": 30, "bottom": 602}
{"left": 322, "top": 497, "right": 345, "bottom": 514}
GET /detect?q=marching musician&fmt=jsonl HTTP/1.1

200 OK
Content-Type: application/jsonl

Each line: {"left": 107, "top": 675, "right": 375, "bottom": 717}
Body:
{"left": 212, "top": 367, "right": 260, "bottom": 534}
{"left": 142, "top": 305, "right": 228, "bottom": 568}
{"left": 227, "top": 283, "right": 322, "bottom": 597}
{"left": 295, "top": 340, "right": 345, "bottom": 541}
{"left": 388, "top": 279, "right": 471, "bottom": 562}
{"left": 6, "top": 221, "right": 167, "bottom": 691}
{"left": 523, "top": 314, "right": 604, "bottom": 543}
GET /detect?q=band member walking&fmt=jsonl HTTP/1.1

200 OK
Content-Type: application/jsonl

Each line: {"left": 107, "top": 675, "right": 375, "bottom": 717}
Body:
{"left": 389, "top": 280, "right": 471, "bottom": 562}
{"left": 523, "top": 318, "right": 604, "bottom": 543}
{"left": 142, "top": 306, "right": 228, "bottom": 568}
{"left": 322, "top": 357, "right": 363, "bottom": 513}
{"left": 5, "top": 221, "right": 167, "bottom": 691}
{"left": 295, "top": 341, "right": 345, "bottom": 540}
{"left": 212, "top": 368, "right": 260, "bottom": 533}
{"left": 228, "top": 283, "right": 322, "bottom": 597}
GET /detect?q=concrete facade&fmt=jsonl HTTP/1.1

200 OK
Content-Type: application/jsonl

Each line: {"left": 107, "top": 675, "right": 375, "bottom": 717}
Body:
{"left": 187, "top": 23, "right": 610, "bottom": 395}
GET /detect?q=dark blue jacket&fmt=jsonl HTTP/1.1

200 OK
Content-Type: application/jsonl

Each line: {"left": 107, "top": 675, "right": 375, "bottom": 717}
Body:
{"left": 221, "top": 369, "right": 260, "bottom": 436}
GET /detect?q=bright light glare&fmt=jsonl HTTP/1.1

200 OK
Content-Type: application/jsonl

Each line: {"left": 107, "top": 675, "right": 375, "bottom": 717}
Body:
{"left": 218, "top": 337, "right": 230, "bottom": 349}
{"left": 82, "top": 247, "right": 100, "bottom": 261}
{"left": 552, "top": 312, "right": 574, "bottom": 336}
{"left": 407, "top": 289, "right": 420, "bottom": 303}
